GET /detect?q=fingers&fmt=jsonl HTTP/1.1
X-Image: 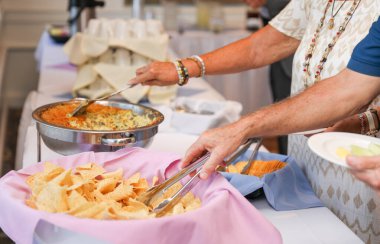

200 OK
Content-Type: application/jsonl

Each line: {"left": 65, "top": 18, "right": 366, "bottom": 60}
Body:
{"left": 181, "top": 140, "right": 206, "bottom": 168}
{"left": 180, "top": 123, "right": 246, "bottom": 180}
{"left": 346, "top": 156, "right": 380, "bottom": 170}
{"left": 142, "top": 80, "right": 167, "bottom": 86}
{"left": 347, "top": 155, "right": 380, "bottom": 191}
{"left": 199, "top": 149, "right": 226, "bottom": 180}
{"left": 129, "top": 63, "right": 159, "bottom": 85}
{"left": 129, "top": 61, "right": 178, "bottom": 86}
{"left": 136, "top": 65, "right": 149, "bottom": 75}
{"left": 130, "top": 69, "right": 155, "bottom": 85}
{"left": 350, "top": 169, "right": 380, "bottom": 190}
{"left": 180, "top": 137, "right": 225, "bottom": 180}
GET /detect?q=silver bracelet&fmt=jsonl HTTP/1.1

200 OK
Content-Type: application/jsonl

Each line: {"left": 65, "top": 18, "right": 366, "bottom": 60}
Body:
{"left": 191, "top": 55, "right": 206, "bottom": 77}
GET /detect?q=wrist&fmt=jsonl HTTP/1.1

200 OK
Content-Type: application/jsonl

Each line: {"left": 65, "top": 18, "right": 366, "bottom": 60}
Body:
{"left": 170, "top": 62, "right": 179, "bottom": 82}
{"left": 235, "top": 116, "right": 256, "bottom": 142}
{"left": 358, "top": 113, "right": 368, "bottom": 135}
{"left": 359, "top": 109, "right": 380, "bottom": 136}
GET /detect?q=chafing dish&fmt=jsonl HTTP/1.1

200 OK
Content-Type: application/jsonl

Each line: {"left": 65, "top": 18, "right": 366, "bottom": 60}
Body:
{"left": 32, "top": 100, "right": 164, "bottom": 159}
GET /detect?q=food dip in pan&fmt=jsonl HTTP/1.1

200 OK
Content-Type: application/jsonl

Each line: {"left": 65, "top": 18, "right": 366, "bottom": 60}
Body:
{"left": 32, "top": 100, "right": 164, "bottom": 155}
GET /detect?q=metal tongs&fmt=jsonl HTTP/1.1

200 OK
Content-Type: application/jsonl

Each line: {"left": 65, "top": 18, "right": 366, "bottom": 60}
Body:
{"left": 68, "top": 84, "right": 137, "bottom": 117}
{"left": 138, "top": 138, "right": 259, "bottom": 217}
{"left": 241, "top": 138, "right": 263, "bottom": 174}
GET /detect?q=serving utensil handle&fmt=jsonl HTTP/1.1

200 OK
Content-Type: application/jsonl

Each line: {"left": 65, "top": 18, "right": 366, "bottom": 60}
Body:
{"left": 101, "top": 136, "right": 136, "bottom": 146}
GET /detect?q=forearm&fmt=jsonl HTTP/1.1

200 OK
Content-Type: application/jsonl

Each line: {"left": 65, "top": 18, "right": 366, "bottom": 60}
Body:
{"left": 183, "top": 25, "right": 299, "bottom": 77}
{"left": 235, "top": 69, "right": 380, "bottom": 139}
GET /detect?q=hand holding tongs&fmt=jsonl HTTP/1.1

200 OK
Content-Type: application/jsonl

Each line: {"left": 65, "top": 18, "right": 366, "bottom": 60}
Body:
{"left": 137, "top": 138, "right": 259, "bottom": 217}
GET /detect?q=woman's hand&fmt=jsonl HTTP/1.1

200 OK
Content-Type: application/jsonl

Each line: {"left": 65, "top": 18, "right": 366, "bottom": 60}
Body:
{"left": 181, "top": 121, "right": 249, "bottom": 180}
{"left": 347, "top": 156, "right": 380, "bottom": 194}
{"left": 129, "top": 61, "right": 179, "bottom": 86}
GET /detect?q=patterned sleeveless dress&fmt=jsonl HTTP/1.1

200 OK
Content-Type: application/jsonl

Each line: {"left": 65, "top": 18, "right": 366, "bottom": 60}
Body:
{"left": 270, "top": 0, "right": 380, "bottom": 243}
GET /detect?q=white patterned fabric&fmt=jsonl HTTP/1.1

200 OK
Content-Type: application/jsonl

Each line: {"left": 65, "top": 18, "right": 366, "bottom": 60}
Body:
{"left": 270, "top": 0, "right": 380, "bottom": 243}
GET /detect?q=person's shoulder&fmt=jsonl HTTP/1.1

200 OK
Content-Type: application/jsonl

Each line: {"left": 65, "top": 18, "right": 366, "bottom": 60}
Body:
{"left": 347, "top": 18, "right": 380, "bottom": 77}
{"left": 371, "top": 18, "right": 380, "bottom": 35}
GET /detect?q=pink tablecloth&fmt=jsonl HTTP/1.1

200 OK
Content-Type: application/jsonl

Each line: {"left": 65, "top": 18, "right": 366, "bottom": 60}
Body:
{"left": 0, "top": 148, "right": 282, "bottom": 244}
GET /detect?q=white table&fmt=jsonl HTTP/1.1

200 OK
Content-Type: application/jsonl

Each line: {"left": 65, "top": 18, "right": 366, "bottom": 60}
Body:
{"left": 17, "top": 32, "right": 362, "bottom": 244}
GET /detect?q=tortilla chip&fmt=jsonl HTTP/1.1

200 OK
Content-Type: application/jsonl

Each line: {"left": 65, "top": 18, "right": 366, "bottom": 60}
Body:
{"left": 97, "top": 178, "right": 118, "bottom": 194}
{"left": 106, "top": 182, "right": 134, "bottom": 201}
{"left": 70, "top": 202, "right": 108, "bottom": 219}
{"left": 67, "top": 189, "right": 88, "bottom": 209}
{"left": 35, "top": 184, "right": 69, "bottom": 213}
{"left": 185, "top": 198, "right": 201, "bottom": 211}
{"left": 76, "top": 163, "right": 106, "bottom": 180}
{"left": 126, "top": 172, "right": 141, "bottom": 185}
{"left": 151, "top": 176, "right": 159, "bottom": 187}
{"left": 50, "top": 169, "right": 73, "bottom": 187}
{"left": 99, "top": 168, "right": 123, "bottom": 181}
{"left": 26, "top": 163, "right": 202, "bottom": 219}
{"left": 180, "top": 192, "right": 195, "bottom": 207}
{"left": 171, "top": 202, "right": 185, "bottom": 215}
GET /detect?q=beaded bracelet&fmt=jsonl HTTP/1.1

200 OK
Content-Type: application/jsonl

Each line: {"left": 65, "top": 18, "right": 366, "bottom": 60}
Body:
{"left": 173, "top": 61, "right": 185, "bottom": 85}
{"left": 174, "top": 60, "right": 189, "bottom": 86}
{"left": 358, "top": 113, "right": 367, "bottom": 135}
{"left": 190, "top": 55, "right": 206, "bottom": 77}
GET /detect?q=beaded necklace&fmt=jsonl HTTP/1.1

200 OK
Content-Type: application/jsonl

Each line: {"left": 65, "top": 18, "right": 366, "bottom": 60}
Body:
{"left": 328, "top": 0, "right": 348, "bottom": 30}
{"left": 303, "top": 0, "right": 361, "bottom": 89}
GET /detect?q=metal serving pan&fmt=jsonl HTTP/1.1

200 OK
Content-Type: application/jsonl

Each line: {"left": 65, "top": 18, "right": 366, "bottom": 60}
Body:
{"left": 32, "top": 100, "right": 164, "bottom": 156}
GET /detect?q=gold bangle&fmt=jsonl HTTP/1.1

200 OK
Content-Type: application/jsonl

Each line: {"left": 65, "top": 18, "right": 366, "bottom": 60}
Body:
{"left": 186, "top": 57, "right": 202, "bottom": 77}
{"left": 192, "top": 55, "right": 206, "bottom": 77}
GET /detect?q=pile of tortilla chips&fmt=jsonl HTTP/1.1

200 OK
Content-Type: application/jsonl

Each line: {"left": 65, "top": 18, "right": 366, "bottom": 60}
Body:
{"left": 226, "top": 160, "right": 287, "bottom": 178}
{"left": 25, "top": 162, "right": 201, "bottom": 220}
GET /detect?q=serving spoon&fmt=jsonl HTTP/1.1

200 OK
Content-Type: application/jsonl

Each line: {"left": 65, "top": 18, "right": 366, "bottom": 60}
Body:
{"left": 68, "top": 84, "right": 137, "bottom": 117}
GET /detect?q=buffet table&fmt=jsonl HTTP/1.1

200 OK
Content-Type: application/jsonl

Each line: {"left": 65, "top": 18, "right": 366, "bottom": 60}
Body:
{"left": 15, "top": 32, "right": 363, "bottom": 244}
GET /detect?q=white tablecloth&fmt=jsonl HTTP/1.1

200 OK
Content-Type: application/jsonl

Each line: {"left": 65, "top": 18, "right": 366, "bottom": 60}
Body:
{"left": 16, "top": 31, "right": 363, "bottom": 244}
{"left": 170, "top": 30, "right": 273, "bottom": 115}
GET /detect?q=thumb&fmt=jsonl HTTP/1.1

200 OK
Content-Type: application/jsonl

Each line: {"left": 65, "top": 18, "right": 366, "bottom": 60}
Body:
{"left": 128, "top": 78, "right": 139, "bottom": 85}
{"left": 347, "top": 155, "right": 380, "bottom": 170}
